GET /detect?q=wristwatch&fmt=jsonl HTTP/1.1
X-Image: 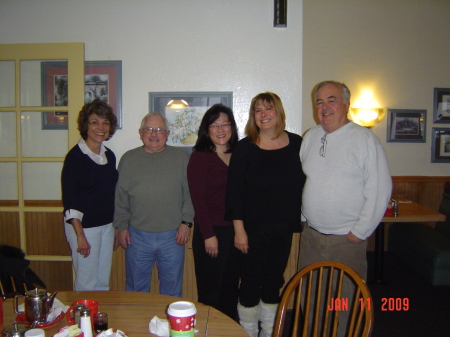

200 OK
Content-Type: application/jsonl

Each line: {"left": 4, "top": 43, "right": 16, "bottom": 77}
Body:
{"left": 181, "top": 221, "right": 193, "bottom": 228}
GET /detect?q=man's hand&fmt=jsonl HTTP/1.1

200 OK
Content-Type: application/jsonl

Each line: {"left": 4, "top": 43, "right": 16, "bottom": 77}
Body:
{"left": 205, "top": 236, "right": 219, "bottom": 258}
{"left": 347, "top": 231, "right": 363, "bottom": 243}
{"left": 176, "top": 223, "right": 191, "bottom": 245}
{"left": 118, "top": 229, "right": 131, "bottom": 249}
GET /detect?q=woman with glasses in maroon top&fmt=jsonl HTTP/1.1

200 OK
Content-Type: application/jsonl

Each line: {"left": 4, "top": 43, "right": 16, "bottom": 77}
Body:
{"left": 187, "top": 104, "right": 240, "bottom": 320}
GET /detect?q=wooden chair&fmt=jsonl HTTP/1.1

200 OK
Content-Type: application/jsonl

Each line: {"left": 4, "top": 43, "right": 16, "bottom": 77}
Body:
{"left": 0, "top": 275, "right": 30, "bottom": 299}
{"left": 273, "top": 261, "right": 374, "bottom": 337}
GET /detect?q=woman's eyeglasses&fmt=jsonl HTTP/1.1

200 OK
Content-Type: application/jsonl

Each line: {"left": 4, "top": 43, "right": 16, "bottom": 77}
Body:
{"left": 209, "top": 123, "right": 231, "bottom": 130}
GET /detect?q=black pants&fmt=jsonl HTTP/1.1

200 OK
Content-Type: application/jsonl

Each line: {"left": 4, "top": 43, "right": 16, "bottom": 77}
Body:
{"left": 239, "top": 232, "right": 293, "bottom": 307}
{"left": 192, "top": 224, "right": 240, "bottom": 319}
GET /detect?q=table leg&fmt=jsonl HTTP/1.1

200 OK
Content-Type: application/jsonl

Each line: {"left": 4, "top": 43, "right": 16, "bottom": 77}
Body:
{"left": 372, "top": 222, "right": 388, "bottom": 285}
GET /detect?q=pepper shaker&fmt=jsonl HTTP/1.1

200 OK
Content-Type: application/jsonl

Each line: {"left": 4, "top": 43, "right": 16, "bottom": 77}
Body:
{"left": 73, "top": 304, "right": 86, "bottom": 327}
{"left": 392, "top": 199, "right": 398, "bottom": 216}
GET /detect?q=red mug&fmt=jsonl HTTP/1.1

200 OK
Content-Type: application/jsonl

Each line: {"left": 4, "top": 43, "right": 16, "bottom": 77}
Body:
{"left": 66, "top": 299, "right": 99, "bottom": 327}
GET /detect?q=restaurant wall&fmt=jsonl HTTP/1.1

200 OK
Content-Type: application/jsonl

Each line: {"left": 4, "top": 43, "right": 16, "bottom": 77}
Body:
{"left": 0, "top": 0, "right": 303, "bottom": 161}
{"left": 303, "top": 0, "right": 450, "bottom": 176}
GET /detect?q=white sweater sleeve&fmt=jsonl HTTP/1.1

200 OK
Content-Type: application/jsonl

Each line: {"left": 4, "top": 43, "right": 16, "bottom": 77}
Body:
{"left": 351, "top": 133, "right": 392, "bottom": 239}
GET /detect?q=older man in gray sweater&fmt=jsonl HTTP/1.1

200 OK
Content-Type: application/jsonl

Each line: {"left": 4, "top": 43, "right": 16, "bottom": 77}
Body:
{"left": 113, "top": 112, "right": 194, "bottom": 297}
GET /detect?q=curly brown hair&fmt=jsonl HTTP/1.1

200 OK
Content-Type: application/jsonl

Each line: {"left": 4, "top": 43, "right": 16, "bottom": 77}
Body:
{"left": 77, "top": 99, "right": 117, "bottom": 140}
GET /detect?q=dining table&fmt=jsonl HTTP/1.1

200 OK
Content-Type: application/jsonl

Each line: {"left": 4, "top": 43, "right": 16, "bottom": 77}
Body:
{"left": 372, "top": 198, "right": 446, "bottom": 284}
{"left": 0, "top": 291, "right": 248, "bottom": 337}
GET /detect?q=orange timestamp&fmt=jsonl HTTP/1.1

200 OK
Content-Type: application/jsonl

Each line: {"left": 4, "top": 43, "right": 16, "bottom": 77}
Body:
{"left": 327, "top": 298, "right": 410, "bottom": 311}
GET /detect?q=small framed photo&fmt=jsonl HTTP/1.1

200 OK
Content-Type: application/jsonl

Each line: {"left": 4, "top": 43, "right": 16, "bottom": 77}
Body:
{"left": 149, "top": 92, "right": 233, "bottom": 148}
{"left": 41, "top": 60, "right": 122, "bottom": 130}
{"left": 433, "top": 88, "right": 450, "bottom": 123}
{"left": 386, "top": 109, "right": 426, "bottom": 143}
{"left": 431, "top": 127, "right": 450, "bottom": 163}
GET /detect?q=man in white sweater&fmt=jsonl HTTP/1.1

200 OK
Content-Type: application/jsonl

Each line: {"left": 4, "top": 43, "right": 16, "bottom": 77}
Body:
{"left": 299, "top": 81, "right": 392, "bottom": 334}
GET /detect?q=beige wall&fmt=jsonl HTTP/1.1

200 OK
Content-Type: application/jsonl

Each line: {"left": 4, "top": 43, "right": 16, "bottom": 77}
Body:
{"left": 303, "top": 0, "right": 450, "bottom": 176}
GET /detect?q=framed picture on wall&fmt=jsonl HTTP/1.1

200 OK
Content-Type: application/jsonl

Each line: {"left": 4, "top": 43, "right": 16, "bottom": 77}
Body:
{"left": 41, "top": 60, "right": 122, "bottom": 130}
{"left": 433, "top": 88, "right": 450, "bottom": 123}
{"left": 148, "top": 92, "right": 233, "bottom": 149}
{"left": 386, "top": 109, "right": 426, "bottom": 143}
{"left": 431, "top": 127, "right": 450, "bottom": 163}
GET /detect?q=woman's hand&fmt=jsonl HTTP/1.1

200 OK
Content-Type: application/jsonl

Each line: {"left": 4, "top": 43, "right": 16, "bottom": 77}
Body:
{"left": 70, "top": 219, "right": 90, "bottom": 257}
{"left": 234, "top": 231, "right": 249, "bottom": 254}
{"left": 76, "top": 233, "right": 91, "bottom": 258}
{"left": 233, "top": 220, "right": 249, "bottom": 254}
{"left": 205, "top": 236, "right": 219, "bottom": 258}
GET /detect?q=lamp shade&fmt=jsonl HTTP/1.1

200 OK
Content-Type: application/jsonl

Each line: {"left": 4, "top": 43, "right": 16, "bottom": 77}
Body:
{"left": 348, "top": 108, "right": 386, "bottom": 127}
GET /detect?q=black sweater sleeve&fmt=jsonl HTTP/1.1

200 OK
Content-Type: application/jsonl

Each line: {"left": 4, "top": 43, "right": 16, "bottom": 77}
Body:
{"left": 225, "top": 138, "right": 251, "bottom": 221}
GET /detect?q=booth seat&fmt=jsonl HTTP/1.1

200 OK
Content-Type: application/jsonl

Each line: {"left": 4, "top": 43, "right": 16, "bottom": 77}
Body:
{"left": 388, "top": 183, "right": 450, "bottom": 286}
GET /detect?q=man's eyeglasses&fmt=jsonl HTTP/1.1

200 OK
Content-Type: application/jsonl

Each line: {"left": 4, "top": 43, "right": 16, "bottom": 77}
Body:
{"left": 319, "top": 134, "right": 327, "bottom": 157}
{"left": 141, "top": 127, "right": 167, "bottom": 134}
{"left": 209, "top": 123, "right": 231, "bottom": 131}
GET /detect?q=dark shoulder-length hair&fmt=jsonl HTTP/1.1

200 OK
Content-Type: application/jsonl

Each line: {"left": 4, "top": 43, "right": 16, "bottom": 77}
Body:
{"left": 245, "top": 92, "right": 286, "bottom": 143}
{"left": 77, "top": 99, "right": 117, "bottom": 140}
{"left": 193, "top": 103, "right": 238, "bottom": 153}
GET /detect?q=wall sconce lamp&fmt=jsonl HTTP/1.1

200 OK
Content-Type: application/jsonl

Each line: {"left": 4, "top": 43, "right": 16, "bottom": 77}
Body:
{"left": 167, "top": 99, "right": 189, "bottom": 109}
{"left": 348, "top": 107, "right": 386, "bottom": 128}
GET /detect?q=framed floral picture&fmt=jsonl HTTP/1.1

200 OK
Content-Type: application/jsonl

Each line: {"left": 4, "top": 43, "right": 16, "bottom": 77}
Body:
{"left": 149, "top": 92, "right": 233, "bottom": 149}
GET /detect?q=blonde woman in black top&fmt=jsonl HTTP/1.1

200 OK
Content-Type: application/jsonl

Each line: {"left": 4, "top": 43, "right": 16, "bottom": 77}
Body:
{"left": 225, "top": 92, "right": 306, "bottom": 337}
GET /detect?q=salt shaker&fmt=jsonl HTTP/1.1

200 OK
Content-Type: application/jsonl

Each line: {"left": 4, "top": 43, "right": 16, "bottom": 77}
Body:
{"left": 79, "top": 308, "right": 93, "bottom": 337}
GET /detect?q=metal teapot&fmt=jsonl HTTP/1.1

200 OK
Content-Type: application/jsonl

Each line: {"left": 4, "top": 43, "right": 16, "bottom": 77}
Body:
{"left": 14, "top": 289, "right": 58, "bottom": 324}
{"left": 1, "top": 324, "right": 29, "bottom": 337}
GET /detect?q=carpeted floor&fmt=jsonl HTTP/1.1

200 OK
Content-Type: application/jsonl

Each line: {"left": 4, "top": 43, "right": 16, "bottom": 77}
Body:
{"left": 366, "top": 251, "right": 450, "bottom": 337}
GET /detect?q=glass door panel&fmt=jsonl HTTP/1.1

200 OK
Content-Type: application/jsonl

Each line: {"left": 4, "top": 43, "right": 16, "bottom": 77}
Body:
{"left": 20, "top": 59, "right": 70, "bottom": 108}
{"left": 0, "top": 60, "right": 15, "bottom": 107}
{"left": 0, "top": 162, "right": 18, "bottom": 201}
{"left": 22, "top": 162, "right": 63, "bottom": 200}
{"left": 0, "top": 111, "right": 16, "bottom": 157}
{"left": 21, "top": 111, "right": 68, "bottom": 157}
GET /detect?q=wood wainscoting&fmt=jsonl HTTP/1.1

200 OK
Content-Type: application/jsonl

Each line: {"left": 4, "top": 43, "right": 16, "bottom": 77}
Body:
{"left": 1, "top": 176, "right": 449, "bottom": 302}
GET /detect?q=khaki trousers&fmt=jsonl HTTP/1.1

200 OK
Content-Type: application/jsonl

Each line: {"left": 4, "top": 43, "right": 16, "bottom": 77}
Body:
{"left": 297, "top": 225, "right": 367, "bottom": 337}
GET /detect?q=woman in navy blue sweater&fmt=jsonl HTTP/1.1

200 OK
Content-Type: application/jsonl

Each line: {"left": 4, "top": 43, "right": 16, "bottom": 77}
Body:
{"left": 61, "top": 99, "right": 118, "bottom": 291}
